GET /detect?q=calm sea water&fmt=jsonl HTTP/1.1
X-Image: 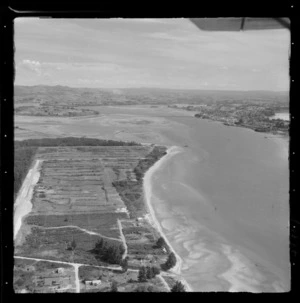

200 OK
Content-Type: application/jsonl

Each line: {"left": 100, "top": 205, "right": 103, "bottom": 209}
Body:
{"left": 149, "top": 117, "right": 290, "bottom": 291}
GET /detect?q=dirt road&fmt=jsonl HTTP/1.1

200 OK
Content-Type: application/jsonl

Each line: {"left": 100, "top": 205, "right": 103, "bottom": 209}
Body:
{"left": 117, "top": 219, "right": 128, "bottom": 260}
{"left": 34, "top": 225, "right": 122, "bottom": 242}
{"left": 15, "top": 255, "right": 124, "bottom": 293}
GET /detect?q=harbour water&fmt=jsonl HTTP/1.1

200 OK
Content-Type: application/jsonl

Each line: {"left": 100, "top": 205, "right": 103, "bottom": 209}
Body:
{"left": 148, "top": 117, "right": 290, "bottom": 292}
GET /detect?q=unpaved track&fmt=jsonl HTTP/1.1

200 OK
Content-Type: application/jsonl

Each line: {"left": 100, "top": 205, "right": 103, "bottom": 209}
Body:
{"left": 73, "top": 264, "right": 80, "bottom": 293}
{"left": 33, "top": 225, "right": 122, "bottom": 242}
{"left": 117, "top": 219, "right": 128, "bottom": 260}
{"left": 14, "top": 255, "right": 123, "bottom": 271}
{"left": 157, "top": 274, "right": 170, "bottom": 292}
{"left": 15, "top": 255, "right": 124, "bottom": 293}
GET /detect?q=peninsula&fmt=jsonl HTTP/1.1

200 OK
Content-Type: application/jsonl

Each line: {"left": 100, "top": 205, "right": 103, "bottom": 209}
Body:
{"left": 14, "top": 137, "right": 190, "bottom": 293}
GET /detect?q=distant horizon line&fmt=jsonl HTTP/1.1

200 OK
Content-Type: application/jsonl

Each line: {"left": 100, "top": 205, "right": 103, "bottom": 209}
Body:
{"left": 14, "top": 84, "right": 289, "bottom": 94}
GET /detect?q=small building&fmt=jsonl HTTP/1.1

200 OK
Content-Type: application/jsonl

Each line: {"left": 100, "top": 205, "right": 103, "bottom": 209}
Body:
{"left": 85, "top": 280, "right": 101, "bottom": 287}
{"left": 25, "top": 265, "right": 35, "bottom": 272}
{"left": 54, "top": 268, "right": 65, "bottom": 274}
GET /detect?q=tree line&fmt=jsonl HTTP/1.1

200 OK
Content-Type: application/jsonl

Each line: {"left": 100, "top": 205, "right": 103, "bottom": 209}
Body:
{"left": 133, "top": 146, "right": 167, "bottom": 181}
{"left": 15, "top": 137, "right": 141, "bottom": 148}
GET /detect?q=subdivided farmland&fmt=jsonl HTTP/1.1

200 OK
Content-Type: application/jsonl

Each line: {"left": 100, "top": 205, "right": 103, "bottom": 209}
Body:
{"left": 14, "top": 141, "right": 170, "bottom": 292}
{"left": 78, "top": 266, "right": 168, "bottom": 292}
{"left": 14, "top": 258, "right": 76, "bottom": 293}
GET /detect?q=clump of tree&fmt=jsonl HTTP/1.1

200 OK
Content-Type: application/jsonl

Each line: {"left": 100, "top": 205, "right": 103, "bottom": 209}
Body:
{"left": 138, "top": 266, "right": 160, "bottom": 282}
{"left": 39, "top": 192, "right": 46, "bottom": 198}
{"left": 138, "top": 266, "right": 147, "bottom": 282}
{"left": 66, "top": 239, "right": 77, "bottom": 251}
{"left": 171, "top": 281, "right": 186, "bottom": 292}
{"left": 110, "top": 280, "right": 118, "bottom": 292}
{"left": 70, "top": 239, "right": 77, "bottom": 250}
{"left": 156, "top": 237, "right": 166, "bottom": 248}
{"left": 161, "top": 252, "right": 176, "bottom": 271}
{"left": 146, "top": 266, "right": 160, "bottom": 279}
{"left": 155, "top": 236, "right": 169, "bottom": 252}
{"left": 93, "top": 238, "right": 124, "bottom": 265}
{"left": 134, "top": 285, "right": 155, "bottom": 292}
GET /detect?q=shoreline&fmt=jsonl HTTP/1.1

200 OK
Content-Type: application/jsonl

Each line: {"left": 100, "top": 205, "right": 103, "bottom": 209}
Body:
{"left": 142, "top": 144, "right": 289, "bottom": 293}
{"left": 264, "top": 133, "right": 289, "bottom": 161}
{"left": 143, "top": 145, "right": 193, "bottom": 292}
{"left": 14, "top": 160, "right": 41, "bottom": 242}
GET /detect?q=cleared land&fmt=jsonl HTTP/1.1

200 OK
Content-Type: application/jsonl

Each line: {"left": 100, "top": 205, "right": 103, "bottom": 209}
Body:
{"left": 78, "top": 266, "right": 168, "bottom": 292}
{"left": 14, "top": 258, "right": 76, "bottom": 293}
{"left": 120, "top": 219, "right": 169, "bottom": 269}
{"left": 14, "top": 144, "right": 169, "bottom": 292}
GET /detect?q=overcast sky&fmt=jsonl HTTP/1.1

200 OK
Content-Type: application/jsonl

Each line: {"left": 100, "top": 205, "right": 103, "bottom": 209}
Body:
{"left": 14, "top": 18, "right": 290, "bottom": 91}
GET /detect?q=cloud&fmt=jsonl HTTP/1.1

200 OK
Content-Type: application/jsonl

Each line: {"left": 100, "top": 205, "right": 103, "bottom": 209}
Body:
{"left": 200, "top": 81, "right": 209, "bottom": 87}
{"left": 14, "top": 19, "right": 290, "bottom": 91}
{"left": 20, "top": 59, "right": 42, "bottom": 75}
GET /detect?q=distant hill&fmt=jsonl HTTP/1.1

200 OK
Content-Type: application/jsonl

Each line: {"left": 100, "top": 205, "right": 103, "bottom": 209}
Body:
{"left": 14, "top": 85, "right": 289, "bottom": 107}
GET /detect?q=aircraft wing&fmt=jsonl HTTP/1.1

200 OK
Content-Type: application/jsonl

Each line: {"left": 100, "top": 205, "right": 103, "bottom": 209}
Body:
{"left": 190, "top": 18, "right": 290, "bottom": 31}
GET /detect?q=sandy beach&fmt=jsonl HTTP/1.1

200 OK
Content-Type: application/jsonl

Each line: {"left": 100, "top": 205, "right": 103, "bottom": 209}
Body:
{"left": 143, "top": 146, "right": 193, "bottom": 291}
{"left": 14, "top": 160, "right": 42, "bottom": 243}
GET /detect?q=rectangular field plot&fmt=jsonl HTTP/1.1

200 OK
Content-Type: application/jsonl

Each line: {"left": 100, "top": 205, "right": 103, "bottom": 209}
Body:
{"left": 29, "top": 146, "right": 152, "bottom": 215}
{"left": 78, "top": 266, "right": 166, "bottom": 292}
{"left": 120, "top": 219, "right": 167, "bottom": 268}
{"left": 15, "top": 227, "right": 122, "bottom": 266}
{"left": 32, "top": 159, "right": 124, "bottom": 215}
{"left": 25, "top": 212, "right": 128, "bottom": 238}
{"left": 79, "top": 266, "right": 138, "bottom": 292}
{"left": 14, "top": 258, "right": 76, "bottom": 293}
{"left": 36, "top": 146, "right": 152, "bottom": 160}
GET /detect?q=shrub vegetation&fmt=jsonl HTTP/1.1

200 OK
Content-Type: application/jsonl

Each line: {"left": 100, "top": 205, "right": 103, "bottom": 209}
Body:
{"left": 171, "top": 281, "right": 186, "bottom": 292}
{"left": 93, "top": 238, "right": 124, "bottom": 265}
{"left": 161, "top": 252, "right": 176, "bottom": 271}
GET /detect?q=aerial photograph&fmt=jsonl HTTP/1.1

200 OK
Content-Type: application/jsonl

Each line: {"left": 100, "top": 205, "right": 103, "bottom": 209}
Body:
{"left": 13, "top": 18, "right": 290, "bottom": 293}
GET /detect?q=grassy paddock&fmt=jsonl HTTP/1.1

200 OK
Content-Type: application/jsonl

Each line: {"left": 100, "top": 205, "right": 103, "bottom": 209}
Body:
{"left": 16, "top": 227, "right": 122, "bottom": 266}
{"left": 25, "top": 212, "right": 128, "bottom": 238}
